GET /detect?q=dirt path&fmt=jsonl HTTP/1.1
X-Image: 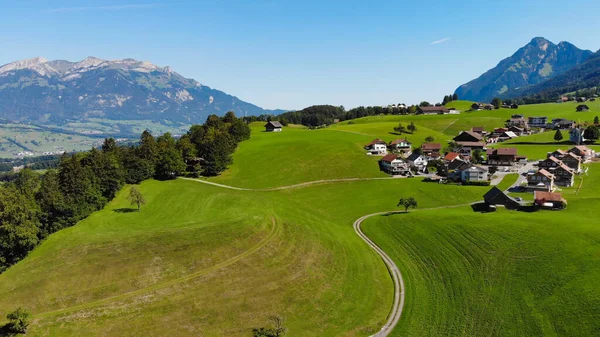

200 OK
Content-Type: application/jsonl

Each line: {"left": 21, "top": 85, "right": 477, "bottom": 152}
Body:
{"left": 180, "top": 176, "right": 395, "bottom": 191}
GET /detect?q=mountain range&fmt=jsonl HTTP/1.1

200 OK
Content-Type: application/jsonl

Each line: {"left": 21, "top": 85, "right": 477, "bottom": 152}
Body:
{"left": 455, "top": 37, "right": 594, "bottom": 102}
{"left": 0, "top": 57, "right": 283, "bottom": 124}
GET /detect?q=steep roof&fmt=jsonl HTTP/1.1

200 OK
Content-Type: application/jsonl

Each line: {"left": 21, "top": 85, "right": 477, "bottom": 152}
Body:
{"left": 390, "top": 138, "right": 411, "bottom": 145}
{"left": 455, "top": 130, "right": 483, "bottom": 141}
{"left": 487, "top": 147, "right": 518, "bottom": 156}
{"left": 444, "top": 152, "right": 461, "bottom": 161}
{"left": 500, "top": 131, "right": 518, "bottom": 138}
{"left": 536, "top": 169, "right": 555, "bottom": 179}
{"left": 471, "top": 126, "right": 485, "bottom": 132}
{"left": 421, "top": 143, "right": 441, "bottom": 151}
{"left": 365, "top": 138, "right": 386, "bottom": 147}
{"left": 456, "top": 141, "right": 486, "bottom": 148}
{"left": 406, "top": 152, "right": 424, "bottom": 162}
{"left": 557, "top": 163, "right": 575, "bottom": 174}
{"left": 561, "top": 152, "right": 582, "bottom": 161}
{"left": 380, "top": 153, "right": 398, "bottom": 163}
{"left": 265, "top": 121, "right": 283, "bottom": 128}
{"left": 543, "top": 156, "right": 563, "bottom": 164}
{"left": 534, "top": 191, "right": 563, "bottom": 202}
{"left": 447, "top": 159, "right": 470, "bottom": 171}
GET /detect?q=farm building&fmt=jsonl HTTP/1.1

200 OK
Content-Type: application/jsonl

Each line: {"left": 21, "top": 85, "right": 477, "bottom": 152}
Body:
{"left": 576, "top": 104, "right": 590, "bottom": 112}
{"left": 364, "top": 139, "right": 387, "bottom": 155}
{"left": 416, "top": 106, "right": 449, "bottom": 115}
{"left": 264, "top": 121, "right": 283, "bottom": 132}
{"left": 454, "top": 131, "right": 483, "bottom": 142}
{"left": 483, "top": 187, "right": 521, "bottom": 210}
{"left": 486, "top": 148, "right": 526, "bottom": 166}
{"left": 534, "top": 191, "right": 566, "bottom": 210}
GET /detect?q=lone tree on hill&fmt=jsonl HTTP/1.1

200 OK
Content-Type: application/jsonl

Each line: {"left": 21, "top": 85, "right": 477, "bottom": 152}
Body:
{"left": 425, "top": 136, "right": 435, "bottom": 143}
{"left": 407, "top": 122, "right": 417, "bottom": 133}
{"left": 252, "top": 316, "right": 287, "bottom": 337}
{"left": 393, "top": 123, "right": 407, "bottom": 134}
{"left": 397, "top": 197, "right": 418, "bottom": 213}
{"left": 491, "top": 97, "right": 502, "bottom": 109}
{"left": 5, "top": 307, "right": 31, "bottom": 334}
{"left": 554, "top": 129, "right": 563, "bottom": 142}
{"left": 128, "top": 186, "right": 146, "bottom": 211}
{"left": 583, "top": 125, "right": 600, "bottom": 142}
{"left": 594, "top": 116, "right": 599, "bottom": 125}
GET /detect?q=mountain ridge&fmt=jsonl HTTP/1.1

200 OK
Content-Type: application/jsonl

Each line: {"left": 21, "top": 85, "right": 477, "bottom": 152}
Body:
{"left": 454, "top": 37, "right": 593, "bottom": 102}
{"left": 0, "top": 56, "right": 284, "bottom": 124}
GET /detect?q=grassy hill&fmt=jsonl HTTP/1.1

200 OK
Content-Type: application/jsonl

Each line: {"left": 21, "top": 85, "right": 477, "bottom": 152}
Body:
{"left": 2, "top": 103, "right": 600, "bottom": 336}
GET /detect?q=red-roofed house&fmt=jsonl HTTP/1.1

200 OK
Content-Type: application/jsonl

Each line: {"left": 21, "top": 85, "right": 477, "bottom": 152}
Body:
{"left": 364, "top": 139, "right": 387, "bottom": 155}
{"left": 379, "top": 154, "right": 410, "bottom": 175}
{"left": 421, "top": 143, "right": 442, "bottom": 159}
{"left": 486, "top": 148, "right": 526, "bottom": 166}
{"left": 444, "top": 152, "right": 463, "bottom": 162}
{"left": 534, "top": 191, "right": 566, "bottom": 209}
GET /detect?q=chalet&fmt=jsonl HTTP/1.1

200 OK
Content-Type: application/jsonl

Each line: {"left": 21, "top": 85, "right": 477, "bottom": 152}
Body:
{"left": 364, "top": 139, "right": 387, "bottom": 155}
{"left": 569, "top": 128, "right": 585, "bottom": 145}
{"left": 527, "top": 169, "right": 555, "bottom": 191}
{"left": 379, "top": 154, "right": 410, "bottom": 175}
{"left": 406, "top": 152, "right": 428, "bottom": 172}
{"left": 528, "top": 116, "right": 548, "bottom": 128}
{"left": 538, "top": 156, "right": 563, "bottom": 170}
{"left": 486, "top": 148, "right": 525, "bottom": 166}
{"left": 576, "top": 104, "right": 590, "bottom": 112}
{"left": 389, "top": 138, "right": 412, "bottom": 151}
{"left": 568, "top": 145, "right": 595, "bottom": 162}
{"left": 498, "top": 131, "right": 518, "bottom": 142}
{"left": 548, "top": 149, "right": 567, "bottom": 158}
{"left": 490, "top": 127, "right": 508, "bottom": 138}
{"left": 484, "top": 187, "right": 521, "bottom": 210}
{"left": 461, "top": 166, "right": 488, "bottom": 182}
{"left": 576, "top": 97, "right": 588, "bottom": 103}
{"left": 443, "top": 152, "right": 463, "bottom": 163}
{"left": 553, "top": 163, "right": 575, "bottom": 187}
{"left": 454, "top": 131, "right": 483, "bottom": 142}
{"left": 534, "top": 191, "right": 566, "bottom": 210}
{"left": 507, "top": 117, "right": 529, "bottom": 129}
{"left": 507, "top": 125, "right": 526, "bottom": 136}
{"left": 421, "top": 143, "right": 442, "bottom": 157}
{"left": 416, "top": 106, "right": 449, "bottom": 115}
{"left": 471, "top": 126, "right": 486, "bottom": 135}
{"left": 471, "top": 103, "right": 494, "bottom": 111}
{"left": 455, "top": 142, "right": 486, "bottom": 159}
{"left": 551, "top": 118, "right": 575, "bottom": 129}
{"left": 264, "top": 121, "right": 283, "bottom": 132}
{"left": 447, "top": 159, "right": 471, "bottom": 181}
{"left": 559, "top": 152, "right": 582, "bottom": 172}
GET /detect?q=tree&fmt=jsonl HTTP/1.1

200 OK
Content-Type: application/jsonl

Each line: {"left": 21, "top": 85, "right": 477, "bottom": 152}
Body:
{"left": 128, "top": 187, "right": 146, "bottom": 212}
{"left": 425, "top": 136, "right": 435, "bottom": 143}
{"left": 491, "top": 97, "right": 502, "bottom": 109}
{"left": 419, "top": 101, "right": 431, "bottom": 107}
{"left": 397, "top": 197, "right": 418, "bottom": 212}
{"left": 554, "top": 129, "right": 564, "bottom": 142}
{"left": 471, "top": 149, "right": 483, "bottom": 164}
{"left": 101, "top": 137, "right": 117, "bottom": 153}
{"left": 407, "top": 122, "right": 417, "bottom": 133}
{"left": 138, "top": 130, "right": 159, "bottom": 164}
{"left": 393, "top": 123, "right": 407, "bottom": 134}
{"left": 583, "top": 125, "right": 600, "bottom": 141}
{"left": 5, "top": 307, "right": 31, "bottom": 334}
{"left": 452, "top": 93, "right": 458, "bottom": 101}
{"left": 252, "top": 316, "right": 287, "bottom": 337}
{"left": 594, "top": 116, "right": 599, "bottom": 125}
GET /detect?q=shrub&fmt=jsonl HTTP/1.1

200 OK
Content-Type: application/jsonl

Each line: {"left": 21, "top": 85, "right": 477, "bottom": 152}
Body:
{"left": 6, "top": 307, "right": 31, "bottom": 334}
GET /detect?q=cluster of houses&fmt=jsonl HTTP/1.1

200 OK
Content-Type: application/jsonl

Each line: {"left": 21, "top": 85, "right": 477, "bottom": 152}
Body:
{"left": 526, "top": 145, "right": 595, "bottom": 191}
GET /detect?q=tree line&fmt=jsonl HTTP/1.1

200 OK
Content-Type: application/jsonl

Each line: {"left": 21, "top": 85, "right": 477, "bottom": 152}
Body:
{"left": 0, "top": 112, "right": 250, "bottom": 273}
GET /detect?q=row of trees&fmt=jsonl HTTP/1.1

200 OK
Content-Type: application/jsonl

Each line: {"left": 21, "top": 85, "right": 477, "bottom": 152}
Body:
{"left": 0, "top": 112, "right": 251, "bottom": 272}
{"left": 442, "top": 93, "right": 459, "bottom": 105}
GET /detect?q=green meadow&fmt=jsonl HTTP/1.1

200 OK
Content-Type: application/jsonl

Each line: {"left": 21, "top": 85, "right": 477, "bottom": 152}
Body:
{"left": 1, "top": 100, "right": 600, "bottom": 336}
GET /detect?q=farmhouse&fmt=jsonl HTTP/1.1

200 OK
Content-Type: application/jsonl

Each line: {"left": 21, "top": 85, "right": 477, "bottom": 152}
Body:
{"left": 576, "top": 104, "right": 590, "bottom": 112}
{"left": 538, "top": 156, "right": 563, "bottom": 170}
{"left": 527, "top": 169, "right": 555, "bottom": 191}
{"left": 454, "top": 131, "right": 483, "bottom": 142}
{"left": 576, "top": 97, "right": 588, "bottom": 103}
{"left": 528, "top": 116, "right": 548, "bottom": 128}
{"left": 406, "top": 152, "right": 428, "bottom": 172}
{"left": 421, "top": 143, "right": 442, "bottom": 158}
{"left": 471, "top": 126, "right": 486, "bottom": 135}
{"left": 507, "top": 125, "right": 528, "bottom": 136}
{"left": 364, "top": 139, "right": 387, "bottom": 155}
{"left": 559, "top": 152, "right": 582, "bottom": 172}
{"left": 534, "top": 191, "right": 566, "bottom": 210}
{"left": 483, "top": 187, "right": 521, "bottom": 210}
{"left": 446, "top": 159, "right": 470, "bottom": 181}
{"left": 416, "top": 106, "right": 449, "bottom": 115}
{"left": 568, "top": 145, "right": 594, "bottom": 161}
{"left": 553, "top": 163, "right": 575, "bottom": 187}
{"left": 389, "top": 138, "right": 412, "bottom": 153}
{"left": 443, "top": 152, "right": 463, "bottom": 162}
{"left": 379, "top": 154, "right": 410, "bottom": 175}
{"left": 547, "top": 149, "right": 567, "bottom": 158}
{"left": 486, "top": 148, "right": 525, "bottom": 166}
{"left": 507, "top": 117, "right": 529, "bottom": 129}
{"left": 264, "top": 121, "right": 283, "bottom": 132}
{"left": 551, "top": 118, "right": 575, "bottom": 129}
{"left": 498, "top": 131, "right": 518, "bottom": 141}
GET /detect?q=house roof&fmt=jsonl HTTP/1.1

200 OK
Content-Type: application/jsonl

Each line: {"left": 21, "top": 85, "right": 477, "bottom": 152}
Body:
{"left": 487, "top": 148, "right": 518, "bottom": 156}
{"left": 265, "top": 121, "right": 283, "bottom": 128}
{"left": 529, "top": 116, "right": 547, "bottom": 119}
{"left": 365, "top": 138, "right": 386, "bottom": 147}
{"left": 536, "top": 169, "right": 555, "bottom": 179}
{"left": 557, "top": 163, "right": 575, "bottom": 174}
{"left": 457, "top": 130, "right": 484, "bottom": 141}
{"left": 380, "top": 153, "right": 399, "bottom": 163}
{"left": 406, "top": 152, "right": 424, "bottom": 162}
{"left": 561, "top": 152, "right": 582, "bottom": 161}
{"left": 576, "top": 104, "right": 590, "bottom": 110}
{"left": 418, "top": 106, "right": 449, "bottom": 113}
{"left": 447, "top": 159, "right": 469, "bottom": 171}
{"left": 534, "top": 191, "right": 563, "bottom": 202}
{"left": 390, "top": 138, "right": 411, "bottom": 145}
{"left": 456, "top": 141, "right": 486, "bottom": 148}
{"left": 551, "top": 149, "right": 567, "bottom": 155}
{"left": 444, "top": 152, "right": 461, "bottom": 161}
{"left": 421, "top": 143, "right": 441, "bottom": 150}
{"left": 571, "top": 145, "right": 591, "bottom": 153}
{"left": 543, "top": 156, "right": 563, "bottom": 164}
{"left": 500, "top": 131, "right": 518, "bottom": 138}
{"left": 466, "top": 166, "right": 487, "bottom": 172}
{"left": 471, "top": 126, "right": 485, "bottom": 132}
{"left": 508, "top": 126, "right": 523, "bottom": 131}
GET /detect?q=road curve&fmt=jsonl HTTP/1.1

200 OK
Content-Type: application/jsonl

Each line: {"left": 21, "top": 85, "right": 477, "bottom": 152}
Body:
{"left": 353, "top": 212, "right": 405, "bottom": 337}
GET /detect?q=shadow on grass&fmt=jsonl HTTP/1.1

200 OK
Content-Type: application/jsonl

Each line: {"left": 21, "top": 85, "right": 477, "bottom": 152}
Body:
{"left": 0, "top": 324, "right": 18, "bottom": 337}
{"left": 381, "top": 211, "right": 410, "bottom": 217}
{"left": 113, "top": 208, "right": 138, "bottom": 213}
{"left": 471, "top": 202, "right": 493, "bottom": 213}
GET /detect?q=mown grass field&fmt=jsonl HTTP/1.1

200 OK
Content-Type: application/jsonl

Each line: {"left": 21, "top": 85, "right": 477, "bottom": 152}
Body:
{"left": 2, "top": 101, "right": 600, "bottom": 336}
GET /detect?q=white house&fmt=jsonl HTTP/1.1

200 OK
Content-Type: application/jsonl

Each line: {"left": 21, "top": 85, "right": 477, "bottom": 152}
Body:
{"left": 379, "top": 154, "right": 410, "bottom": 175}
{"left": 407, "top": 152, "right": 428, "bottom": 172}
{"left": 461, "top": 166, "right": 488, "bottom": 182}
{"left": 364, "top": 139, "right": 387, "bottom": 155}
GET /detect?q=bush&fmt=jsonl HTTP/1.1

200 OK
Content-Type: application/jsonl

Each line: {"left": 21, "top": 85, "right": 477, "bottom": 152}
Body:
{"left": 5, "top": 307, "right": 31, "bottom": 333}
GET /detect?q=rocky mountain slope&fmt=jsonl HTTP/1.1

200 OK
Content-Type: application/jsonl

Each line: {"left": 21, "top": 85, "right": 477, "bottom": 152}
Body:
{"left": 0, "top": 57, "right": 283, "bottom": 124}
{"left": 454, "top": 37, "right": 593, "bottom": 102}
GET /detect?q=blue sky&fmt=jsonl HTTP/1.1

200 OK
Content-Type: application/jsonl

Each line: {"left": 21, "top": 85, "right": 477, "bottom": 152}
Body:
{"left": 2, "top": 0, "right": 600, "bottom": 110}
